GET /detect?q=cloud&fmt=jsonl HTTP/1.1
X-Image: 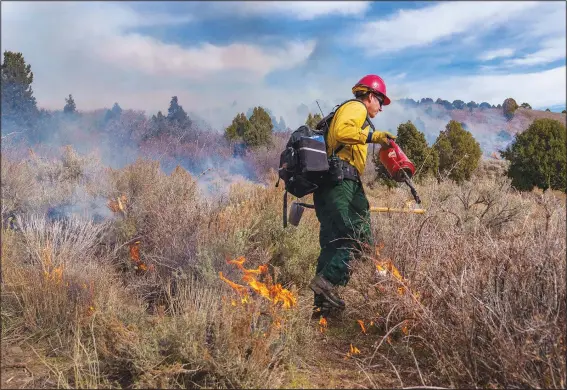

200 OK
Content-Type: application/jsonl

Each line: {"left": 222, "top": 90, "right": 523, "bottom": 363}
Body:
{"left": 478, "top": 48, "right": 515, "bottom": 62}
{"left": 396, "top": 66, "right": 566, "bottom": 108}
{"left": 2, "top": 2, "right": 315, "bottom": 80}
{"left": 1, "top": 1, "right": 316, "bottom": 115}
{"left": 214, "top": 1, "right": 370, "bottom": 20}
{"left": 502, "top": 37, "right": 566, "bottom": 67}
{"left": 349, "top": 1, "right": 540, "bottom": 54}
{"left": 95, "top": 35, "right": 315, "bottom": 79}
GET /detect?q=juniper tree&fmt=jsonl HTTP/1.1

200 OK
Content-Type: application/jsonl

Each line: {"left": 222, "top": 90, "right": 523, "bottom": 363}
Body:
{"left": 305, "top": 113, "right": 323, "bottom": 128}
{"left": 1, "top": 51, "right": 38, "bottom": 125}
{"left": 434, "top": 120, "right": 482, "bottom": 183}
{"left": 246, "top": 106, "right": 273, "bottom": 147}
{"left": 64, "top": 94, "right": 76, "bottom": 114}
{"left": 500, "top": 118, "right": 566, "bottom": 192}
{"left": 224, "top": 113, "right": 251, "bottom": 142}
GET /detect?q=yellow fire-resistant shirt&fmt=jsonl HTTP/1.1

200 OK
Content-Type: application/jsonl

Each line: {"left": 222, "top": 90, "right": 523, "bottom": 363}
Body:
{"left": 326, "top": 100, "right": 387, "bottom": 176}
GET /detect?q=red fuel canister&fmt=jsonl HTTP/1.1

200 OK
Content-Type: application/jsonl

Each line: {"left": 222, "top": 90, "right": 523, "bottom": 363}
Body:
{"left": 378, "top": 140, "right": 416, "bottom": 182}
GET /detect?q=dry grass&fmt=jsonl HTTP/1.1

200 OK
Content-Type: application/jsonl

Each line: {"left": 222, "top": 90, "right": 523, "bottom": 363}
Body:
{"left": 344, "top": 175, "right": 566, "bottom": 388}
{"left": 1, "top": 147, "right": 319, "bottom": 389}
{"left": 1, "top": 144, "right": 565, "bottom": 388}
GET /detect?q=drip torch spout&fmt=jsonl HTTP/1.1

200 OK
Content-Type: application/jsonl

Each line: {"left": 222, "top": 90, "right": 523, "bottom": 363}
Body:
{"left": 401, "top": 169, "right": 422, "bottom": 205}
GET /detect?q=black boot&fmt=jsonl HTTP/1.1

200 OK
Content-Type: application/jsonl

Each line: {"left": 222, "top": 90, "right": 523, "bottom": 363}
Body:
{"left": 309, "top": 274, "right": 346, "bottom": 309}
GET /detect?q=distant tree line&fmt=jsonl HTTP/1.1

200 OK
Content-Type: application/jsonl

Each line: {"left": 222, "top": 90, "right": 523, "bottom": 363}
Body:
{"left": 397, "top": 97, "right": 498, "bottom": 111}
{"left": 3, "top": 50, "right": 565, "bottom": 192}
{"left": 396, "top": 96, "right": 548, "bottom": 115}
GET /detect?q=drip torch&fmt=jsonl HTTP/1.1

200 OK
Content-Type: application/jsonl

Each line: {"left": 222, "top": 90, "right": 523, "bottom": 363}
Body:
{"left": 378, "top": 139, "right": 422, "bottom": 206}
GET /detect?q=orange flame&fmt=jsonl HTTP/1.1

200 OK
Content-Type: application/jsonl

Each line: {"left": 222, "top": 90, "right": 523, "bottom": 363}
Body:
{"left": 128, "top": 241, "right": 152, "bottom": 273}
{"left": 319, "top": 317, "right": 328, "bottom": 333}
{"left": 219, "top": 272, "right": 249, "bottom": 296}
{"left": 357, "top": 319, "right": 366, "bottom": 334}
{"left": 402, "top": 324, "right": 409, "bottom": 335}
{"left": 376, "top": 260, "right": 403, "bottom": 281}
{"left": 219, "top": 257, "right": 297, "bottom": 308}
{"left": 107, "top": 195, "right": 127, "bottom": 214}
{"left": 376, "top": 260, "right": 409, "bottom": 296}
{"left": 130, "top": 241, "right": 140, "bottom": 262}
{"left": 345, "top": 343, "right": 361, "bottom": 359}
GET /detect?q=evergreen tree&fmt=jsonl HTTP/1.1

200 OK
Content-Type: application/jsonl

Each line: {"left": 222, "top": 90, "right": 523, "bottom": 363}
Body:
{"left": 500, "top": 118, "right": 566, "bottom": 192}
{"left": 278, "top": 116, "right": 287, "bottom": 131}
{"left": 466, "top": 101, "right": 478, "bottom": 112}
{"left": 167, "top": 96, "right": 190, "bottom": 127}
{"left": 246, "top": 106, "right": 273, "bottom": 147}
{"left": 1, "top": 51, "right": 38, "bottom": 124}
{"left": 374, "top": 163, "right": 398, "bottom": 189}
{"left": 224, "top": 113, "right": 251, "bottom": 142}
{"left": 64, "top": 94, "right": 76, "bottom": 114}
{"left": 104, "top": 102, "right": 123, "bottom": 122}
{"left": 146, "top": 110, "right": 167, "bottom": 139}
{"left": 437, "top": 99, "right": 453, "bottom": 110}
{"left": 452, "top": 100, "right": 466, "bottom": 110}
{"left": 434, "top": 120, "right": 482, "bottom": 183}
{"left": 111, "top": 102, "right": 122, "bottom": 117}
{"left": 502, "top": 98, "right": 518, "bottom": 120}
{"left": 305, "top": 112, "right": 323, "bottom": 128}
{"left": 520, "top": 102, "right": 532, "bottom": 109}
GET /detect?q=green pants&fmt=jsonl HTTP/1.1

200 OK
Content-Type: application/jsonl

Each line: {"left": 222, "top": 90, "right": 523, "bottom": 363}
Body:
{"left": 313, "top": 178, "right": 373, "bottom": 287}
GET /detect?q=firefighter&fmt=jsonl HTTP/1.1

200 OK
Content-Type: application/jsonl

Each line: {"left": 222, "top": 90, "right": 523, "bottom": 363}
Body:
{"left": 309, "top": 74, "right": 396, "bottom": 315}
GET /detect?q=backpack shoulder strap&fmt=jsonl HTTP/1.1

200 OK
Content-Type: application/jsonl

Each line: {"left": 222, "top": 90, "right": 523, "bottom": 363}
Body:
{"left": 325, "top": 99, "right": 375, "bottom": 154}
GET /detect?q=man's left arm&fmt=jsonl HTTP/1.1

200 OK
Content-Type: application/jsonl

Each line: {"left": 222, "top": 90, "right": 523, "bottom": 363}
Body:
{"left": 334, "top": 102, "right": 396, "bottom": 147}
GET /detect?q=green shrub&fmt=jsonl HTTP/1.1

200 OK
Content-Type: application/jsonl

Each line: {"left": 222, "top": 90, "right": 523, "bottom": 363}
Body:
{"left": 434, "top": 120, "right": 482, "bottom": 183}
{"left": 500, "top": 118, "right": 566, "bottom": 192}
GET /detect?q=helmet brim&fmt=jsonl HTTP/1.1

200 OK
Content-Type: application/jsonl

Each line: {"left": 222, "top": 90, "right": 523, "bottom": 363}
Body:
{"left": 353, "top": 84, "right": 391, "bottom": 106}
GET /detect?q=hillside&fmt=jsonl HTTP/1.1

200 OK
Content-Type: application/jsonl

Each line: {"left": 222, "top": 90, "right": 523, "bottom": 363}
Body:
{"left": 373, "top": 103, "right": 566, "bottom": 156}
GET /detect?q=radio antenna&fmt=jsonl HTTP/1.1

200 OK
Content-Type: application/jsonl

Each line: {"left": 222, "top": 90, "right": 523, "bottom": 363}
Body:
{"left": 315, "top": 100, "right": 326, "bottom": 118}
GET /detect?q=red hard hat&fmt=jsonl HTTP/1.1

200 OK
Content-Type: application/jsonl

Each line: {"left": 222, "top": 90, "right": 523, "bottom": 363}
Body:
{"left": 352, "top": 74, "right": 391, "bottom": 105}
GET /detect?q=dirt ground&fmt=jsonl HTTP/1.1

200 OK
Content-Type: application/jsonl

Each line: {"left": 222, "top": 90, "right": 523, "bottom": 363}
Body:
{"left": 1, "top": 343, "right": 55, "bottom": 389}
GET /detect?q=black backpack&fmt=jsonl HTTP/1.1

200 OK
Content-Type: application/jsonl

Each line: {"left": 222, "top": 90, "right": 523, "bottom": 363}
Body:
{"left": 276, "top": 99, "right": 375, "bottom": 226}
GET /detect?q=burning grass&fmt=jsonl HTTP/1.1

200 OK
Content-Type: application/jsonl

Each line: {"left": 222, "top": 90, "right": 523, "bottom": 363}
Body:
{"left": 1, "top": 145, "right": 565, "bottom": 388}
{"left": 219, "top": 256, "right": 297, "bottom": 309}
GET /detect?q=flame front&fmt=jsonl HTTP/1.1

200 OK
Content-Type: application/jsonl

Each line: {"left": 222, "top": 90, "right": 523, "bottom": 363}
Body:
{"left": 219, "top": 257, "right": 297, "bottom": 308}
